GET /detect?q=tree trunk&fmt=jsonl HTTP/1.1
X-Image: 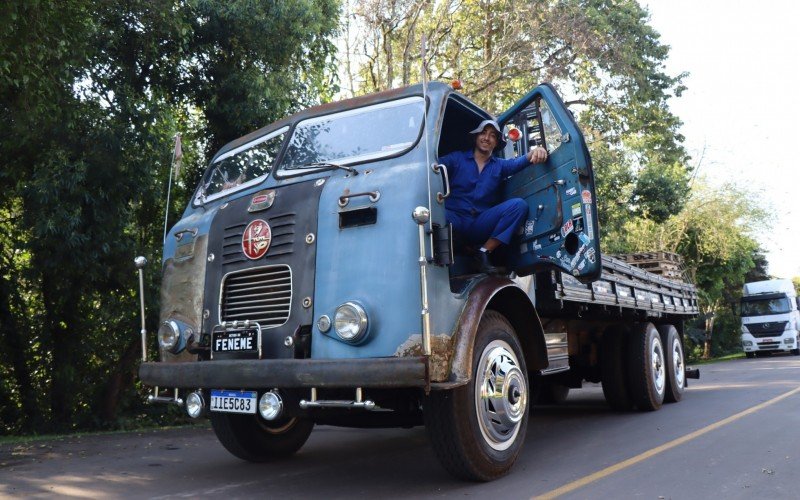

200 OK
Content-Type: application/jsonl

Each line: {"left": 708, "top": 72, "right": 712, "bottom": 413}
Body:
{"left": 101, "top": 338, "right": 140, "bottom": 423}
{"left": 383, "top": 25, "right": 394, "bottom": 89}
{"left": 702, "top": 315, "right": 714, "bottom": 359}
{"left": 0, "top": 271, "right": 40, "bottom": 432}
{"left": 42, "top": 272, "right": 81, "bottom": 431}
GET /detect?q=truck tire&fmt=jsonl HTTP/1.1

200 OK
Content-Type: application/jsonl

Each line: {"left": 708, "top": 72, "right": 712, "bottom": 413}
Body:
{"left": 210, "top": 413, "right": 313, "bottom": 462}
{"left": 745, "top": 352, "right": 755, "bottom": 359}
{"left": 792, "top": 335, "right": 800, "bottom": 355}
{"left": 601, "top": 327, "right": 634, "bottom": 411}
{"left": 657, "top": 325, "right": 685, "bottom": 403}
{"left": 627, "top": 323, "right": 666, "bottom": 411}
{"left": 424, "top": 311, "right": 529, "bottom": 481}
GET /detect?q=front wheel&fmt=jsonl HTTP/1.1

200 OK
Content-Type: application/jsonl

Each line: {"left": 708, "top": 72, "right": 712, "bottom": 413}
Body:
{"left": 210, "top": 412, "right": 314, "bottom": 462}
{"left": 745, "top": 352, "right": 756, "bottom": 359}
{"left": 425, "top": 311, "right": 529, "bottom": 481}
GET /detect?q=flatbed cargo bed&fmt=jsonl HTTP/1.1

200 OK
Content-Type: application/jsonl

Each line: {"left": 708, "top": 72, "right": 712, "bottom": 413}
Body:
{"left": 535, "top": 255, "right": 699, "bottom": 319}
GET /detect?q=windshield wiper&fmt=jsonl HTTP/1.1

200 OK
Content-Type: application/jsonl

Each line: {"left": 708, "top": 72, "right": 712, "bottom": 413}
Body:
{"left": 305, "top": 161, "right": 359, "bottom": 176}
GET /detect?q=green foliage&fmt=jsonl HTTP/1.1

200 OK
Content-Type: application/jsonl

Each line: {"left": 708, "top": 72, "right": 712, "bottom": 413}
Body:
{"left": 610, "top": 180, "right": 767, "bottom": 357}
{"left": 344, "top": 0, "right": 692, "bottom": 232}
{"left": 0, "top": 0, "right": 339, "bottom": 435}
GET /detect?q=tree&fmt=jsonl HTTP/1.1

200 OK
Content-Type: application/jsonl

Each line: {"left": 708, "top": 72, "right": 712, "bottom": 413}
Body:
{"left": 614, "top": 180, "right": 767, "bottom": 358}
{"left": 342, "top": 0, "right": 692, "bottom": 235}
{"left": 0, "top": 0, "right": 339, "bottom": 435}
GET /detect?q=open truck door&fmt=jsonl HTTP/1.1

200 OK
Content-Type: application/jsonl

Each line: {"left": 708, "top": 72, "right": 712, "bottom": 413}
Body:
{"left": 497, "top": 83, "right": 601, "bottom": 283}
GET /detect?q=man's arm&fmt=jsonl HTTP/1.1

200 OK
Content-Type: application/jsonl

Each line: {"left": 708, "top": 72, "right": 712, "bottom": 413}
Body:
{"left": 499, "top": 146, "right": 548, "bottom": 176}
{"left": 437, "top": 151, "right": 460, "bottom": 176}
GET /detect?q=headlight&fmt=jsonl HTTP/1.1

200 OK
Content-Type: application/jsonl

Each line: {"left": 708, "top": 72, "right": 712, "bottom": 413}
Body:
{"left": 742, "top": 340, "right": 753, "bottom": 346}
{"left": 785, "top": 337, "right": 795, "bottom": 344}
{"left": 158, "top": 320, "right": 180, "bottom": 351}
{"left": 259, "top": 390, "right": 283, "bottom": 420}
{"left": 334, "top": 302, "right": 369, "bottom": 343}
{"left": 186, "top": 391, "right": 205, "bottom": 418}
{"left": 158, "top": 319, "right": 191, "bottom": 353}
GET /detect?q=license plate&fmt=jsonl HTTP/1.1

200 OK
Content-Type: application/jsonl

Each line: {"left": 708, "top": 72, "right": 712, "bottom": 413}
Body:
{"left": 210, "top": 390, "right": 257, "bottom": 414}
{"left": 212, "top": 329, "right": 257, "bottom": 353}
{"left": 759, "top": 339, "right": 774, "bottom": 343}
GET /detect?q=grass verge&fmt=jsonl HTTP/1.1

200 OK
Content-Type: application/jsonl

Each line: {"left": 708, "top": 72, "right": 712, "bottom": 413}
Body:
{"left": 687, "top": 352, "right": 745, "bottom": 365}
{"left": 0, "top": 421, "right": 210, "bottom": 447}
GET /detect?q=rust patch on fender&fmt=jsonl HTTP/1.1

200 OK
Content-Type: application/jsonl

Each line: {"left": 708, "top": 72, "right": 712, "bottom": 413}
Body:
{"left": 394, "top": 334, "right": 454, "bottom": 382}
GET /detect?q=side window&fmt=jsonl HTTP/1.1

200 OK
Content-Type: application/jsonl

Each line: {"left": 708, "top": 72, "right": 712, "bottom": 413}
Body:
{"left": 537, "top": 99, "right": 564, "bottom": 154}
{"left": 505, "top": 99, "right": 565, "bottom": 158}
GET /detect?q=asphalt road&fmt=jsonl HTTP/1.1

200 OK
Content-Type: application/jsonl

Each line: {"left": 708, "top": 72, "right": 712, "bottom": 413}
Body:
{"left": 2, "top": 355, "right": 799, "bottom": 499}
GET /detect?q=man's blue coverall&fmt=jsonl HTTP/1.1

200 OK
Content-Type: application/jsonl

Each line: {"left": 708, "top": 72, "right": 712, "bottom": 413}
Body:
{"left": 438, "top": 150, "right": 531, "bottom": 246}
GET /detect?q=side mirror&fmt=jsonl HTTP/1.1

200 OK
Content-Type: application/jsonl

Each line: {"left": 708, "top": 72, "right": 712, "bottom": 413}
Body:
{"left": 730, "top": 301, "right": 741, "bottom": 316}
{"left": 795, "top": 297, "right": 800, "bottom": 309}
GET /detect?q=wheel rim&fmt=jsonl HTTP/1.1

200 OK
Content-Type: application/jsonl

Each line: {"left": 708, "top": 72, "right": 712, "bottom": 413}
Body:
{"left": 474, "top": 339, "right": 527, "bottom": 451}
{"left": 671, "top": 336, "right": 685, "bottom": 388}
{"left": 651, "top": 335, "right": 666, "bottom": 395}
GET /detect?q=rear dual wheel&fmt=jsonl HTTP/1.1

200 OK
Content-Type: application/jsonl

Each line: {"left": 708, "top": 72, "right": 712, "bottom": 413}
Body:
{"left": 425, "top": 311, "right": 528, "bottom": 481}
{"left": 657, "top": 325, "right": 686, "bottom": 403}
{"left": 601, "top": 327, "right": 633, "bottom": 411}
{"left": 627, "top": 323, "right": 666, "bottom": 411}
{"left": 602, "top": 323, "right": 673, "bottom": 411}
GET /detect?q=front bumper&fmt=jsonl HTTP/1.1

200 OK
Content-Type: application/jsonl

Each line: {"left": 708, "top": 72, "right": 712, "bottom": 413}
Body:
{"left": 742, "top": 332, "right": 797, "bottom": 352}
{"left": 139, "top": 356, "right": 428, "bottom": 389}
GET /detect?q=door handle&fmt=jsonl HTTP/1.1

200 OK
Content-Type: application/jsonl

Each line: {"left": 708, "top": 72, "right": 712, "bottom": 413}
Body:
{"left": 432, "top": 163, "right": 451, "bottom": 204}
{"left": 338, "top": 190, "right": 380, "bottom": 208}
{"left": 173, "top": 228, "right": 198, "bottom": 241}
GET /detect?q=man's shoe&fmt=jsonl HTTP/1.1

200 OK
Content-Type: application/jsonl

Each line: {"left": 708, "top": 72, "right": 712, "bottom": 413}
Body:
{"left": 472, "top": 251, "right": 499, "bottom": 274}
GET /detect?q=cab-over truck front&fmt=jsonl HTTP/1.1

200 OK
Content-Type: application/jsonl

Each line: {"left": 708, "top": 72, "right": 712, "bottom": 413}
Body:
{"left": 138, "top": 82, "right": 699, "bottom": 481}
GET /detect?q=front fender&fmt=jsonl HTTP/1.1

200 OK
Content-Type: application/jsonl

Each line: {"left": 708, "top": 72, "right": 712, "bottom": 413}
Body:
{"left": 437, "top": 276, "right": 548, "bottom": 389}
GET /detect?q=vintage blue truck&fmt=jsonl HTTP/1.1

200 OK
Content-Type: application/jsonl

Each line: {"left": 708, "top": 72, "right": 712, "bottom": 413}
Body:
{"left": 138, "top": 82, "right": 699, "bottom": 481}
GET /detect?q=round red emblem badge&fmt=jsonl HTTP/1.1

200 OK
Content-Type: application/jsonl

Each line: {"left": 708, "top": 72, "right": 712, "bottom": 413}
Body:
{"left": 242, "top": 219, "right": 272, "bottom": 260}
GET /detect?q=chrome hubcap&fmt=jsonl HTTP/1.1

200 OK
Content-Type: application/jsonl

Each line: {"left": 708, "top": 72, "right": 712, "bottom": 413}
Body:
{"left": 474, "top": 340, "right": 527, "bottom": 451}
{"left": 651, "top": 335, "right": 666, "bottom": 395}
{"left": 672, "top": 336, "right": 685, "bottom": 388}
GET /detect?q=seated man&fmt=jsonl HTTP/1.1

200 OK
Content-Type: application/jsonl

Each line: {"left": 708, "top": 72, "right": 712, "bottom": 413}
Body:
{"left": 438, "top": 119, "right": 548, "bottom": 273}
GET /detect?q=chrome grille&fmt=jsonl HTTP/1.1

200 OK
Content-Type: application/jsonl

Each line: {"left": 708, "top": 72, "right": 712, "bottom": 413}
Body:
{"left": 748, "top": 321, "right": 788, "bottom": 338}
{"left": 220, "top": 265, "right": 292, "bottom": 328}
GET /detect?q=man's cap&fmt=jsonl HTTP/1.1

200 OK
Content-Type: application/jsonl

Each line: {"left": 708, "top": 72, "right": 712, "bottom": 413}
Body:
{"left": 469, "top": 119, "right": 502, "bottom": 135}
{"left": 470, "top": 119, "right": 506, "bottom": 150}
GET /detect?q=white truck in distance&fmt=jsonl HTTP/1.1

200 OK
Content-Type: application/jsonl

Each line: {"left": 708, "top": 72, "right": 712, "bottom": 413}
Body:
{"left": 741, "top": 279, "right": 800, "bottom": 357}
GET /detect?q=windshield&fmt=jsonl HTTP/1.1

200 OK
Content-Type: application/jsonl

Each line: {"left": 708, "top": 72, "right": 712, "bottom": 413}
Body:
{"left": 196, "top": 127, "right": 288, "bottom": 204}
{"left": 740, "top": 297, "right": 792, "bottom": 316}
{"left": 278, "top": 96, "right": 424, "bottom": 173}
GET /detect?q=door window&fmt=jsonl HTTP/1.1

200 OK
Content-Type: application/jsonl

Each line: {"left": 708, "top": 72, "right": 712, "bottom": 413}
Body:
{"left": 538, "top": 100, "right": 565, "bottom": 154}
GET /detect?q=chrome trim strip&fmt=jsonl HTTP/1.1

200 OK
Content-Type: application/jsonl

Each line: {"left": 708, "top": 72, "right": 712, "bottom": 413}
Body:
{"left": 416, "top": 219, "right": 432, "bottom": 355}
{"left": 218, "top": 264, "right": 293, "bottom": 329}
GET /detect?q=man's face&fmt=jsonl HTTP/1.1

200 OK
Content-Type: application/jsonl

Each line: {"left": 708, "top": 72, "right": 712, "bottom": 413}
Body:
{"left": 475, "top": 126, "right": 499, "bottom": 154}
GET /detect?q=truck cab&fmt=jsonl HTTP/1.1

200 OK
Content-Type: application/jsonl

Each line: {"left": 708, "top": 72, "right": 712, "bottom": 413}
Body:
{"left": 741, "top": 279, "right": 800, "bottom": 357}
